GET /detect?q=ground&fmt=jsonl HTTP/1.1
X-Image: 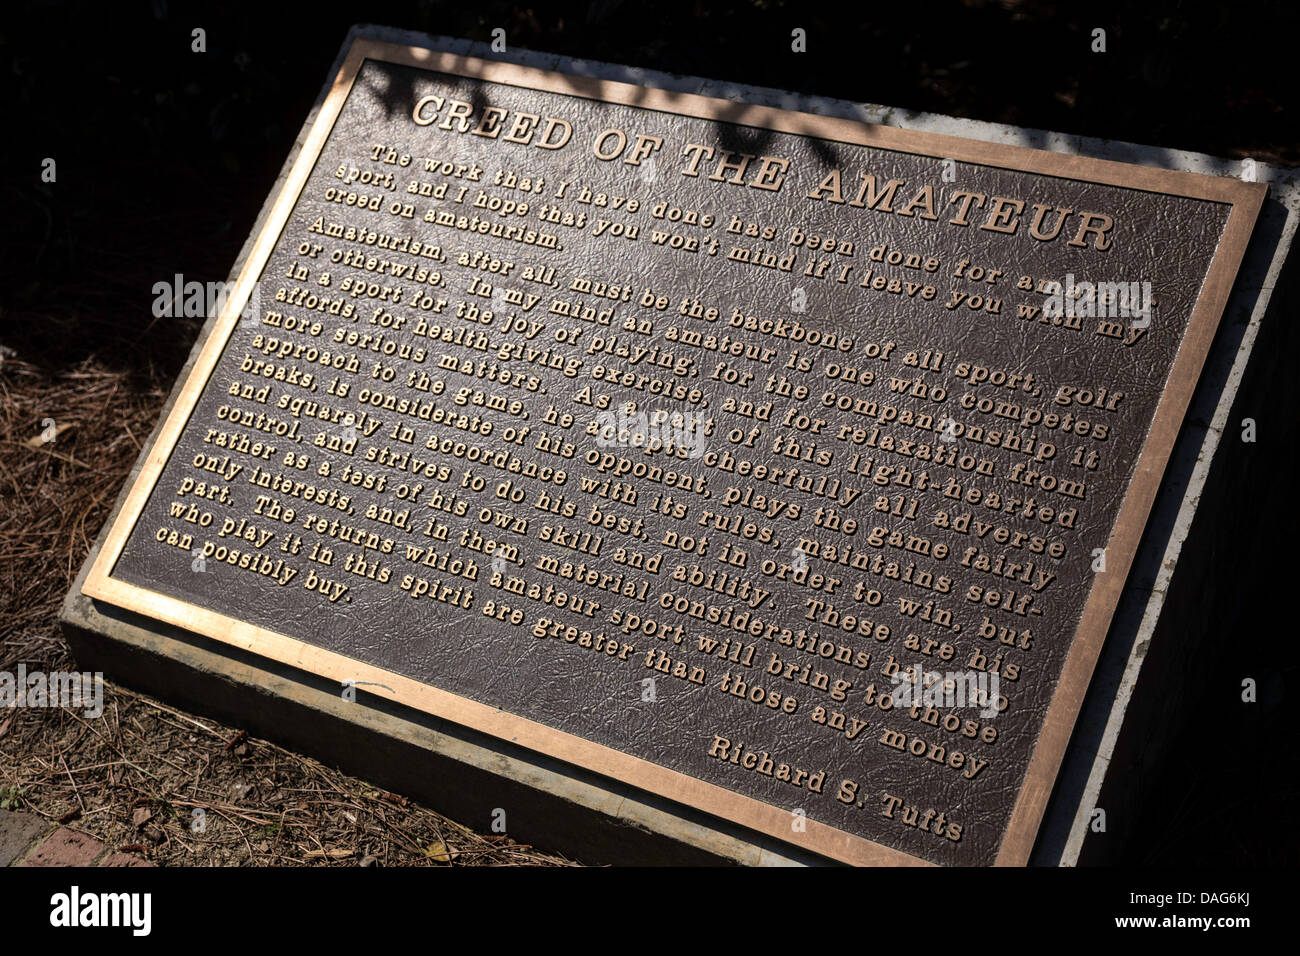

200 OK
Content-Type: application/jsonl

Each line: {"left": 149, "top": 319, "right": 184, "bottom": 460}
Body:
{"left": 0, "top": 358, "right": 574, "bottom": 866}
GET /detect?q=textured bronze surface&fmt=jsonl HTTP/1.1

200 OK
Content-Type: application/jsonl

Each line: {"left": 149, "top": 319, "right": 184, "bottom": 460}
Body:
{"left": 85, "top": 38, "right": 1264, "bottom": 866}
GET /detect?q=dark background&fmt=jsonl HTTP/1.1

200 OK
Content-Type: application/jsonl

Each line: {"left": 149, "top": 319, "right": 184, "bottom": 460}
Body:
{"left": 2, "top": 0, "right": 1295, "bottom": 866}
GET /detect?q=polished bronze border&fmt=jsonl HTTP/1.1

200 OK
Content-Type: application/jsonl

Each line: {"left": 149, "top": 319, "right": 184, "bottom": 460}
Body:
{"left": 84, "top": 37, "right": 1266, "bottom": 867}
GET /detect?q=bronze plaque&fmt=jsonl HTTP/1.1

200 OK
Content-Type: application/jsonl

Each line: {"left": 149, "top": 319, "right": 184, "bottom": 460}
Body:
{"left": 85, "top": 37, "right": 1264, "bottom": 866}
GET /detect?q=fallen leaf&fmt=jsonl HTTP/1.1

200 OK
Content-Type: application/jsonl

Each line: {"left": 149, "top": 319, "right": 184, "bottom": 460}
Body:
{"left": 304, "top": 848, "right": 354, "bottom": 860}
{"left": 422, "top": 840, "right": 458, "bottom": 863}
{"left": 24, "top": 422, "right": 76, "bottom": 447}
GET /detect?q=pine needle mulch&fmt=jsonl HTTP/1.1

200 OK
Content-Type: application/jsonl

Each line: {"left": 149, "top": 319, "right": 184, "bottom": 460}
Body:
{"left": 0, "top": 354, "right": 575, "bottom": 866}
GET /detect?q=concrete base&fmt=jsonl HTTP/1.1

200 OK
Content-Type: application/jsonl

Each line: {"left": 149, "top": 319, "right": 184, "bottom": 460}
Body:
{"left": 61, "top": 594, "right": 824, "bottom": 865}
{"left": 62, "top": 25, "right": 1300, "bottom": 866}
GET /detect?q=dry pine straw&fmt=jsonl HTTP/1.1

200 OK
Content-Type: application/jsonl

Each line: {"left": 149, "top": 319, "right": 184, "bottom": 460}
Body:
{"left": 0, "top": 356, "right": 574, "bottom": 866}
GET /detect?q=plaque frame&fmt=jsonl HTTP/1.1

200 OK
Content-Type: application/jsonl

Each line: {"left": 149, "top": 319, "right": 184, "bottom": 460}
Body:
{"left": 83, "top": 37, "right": 1266, "bottom": 867}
